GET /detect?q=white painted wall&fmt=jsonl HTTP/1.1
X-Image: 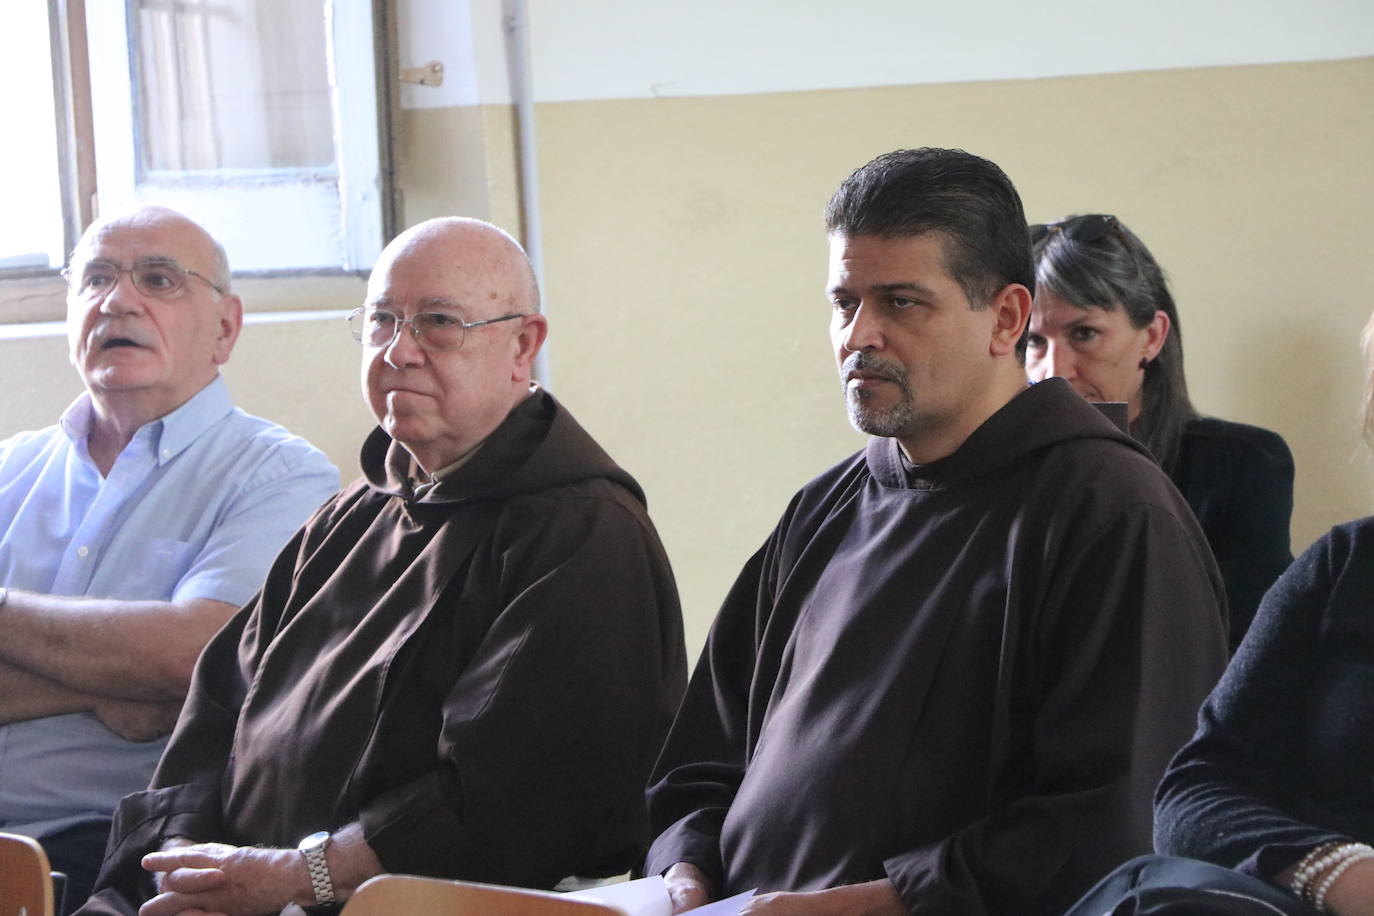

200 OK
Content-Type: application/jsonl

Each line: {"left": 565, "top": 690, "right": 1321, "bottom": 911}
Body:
{"left": 398, "top": 0, "right": 1374, "bottom": 106}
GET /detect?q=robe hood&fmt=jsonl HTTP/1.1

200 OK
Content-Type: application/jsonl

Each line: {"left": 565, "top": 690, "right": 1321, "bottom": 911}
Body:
{"left": 866, "top": 376, "right": 1150, "bottom": 489}
{"left": 361, "top": 386, "right": 645, "bottom": 506}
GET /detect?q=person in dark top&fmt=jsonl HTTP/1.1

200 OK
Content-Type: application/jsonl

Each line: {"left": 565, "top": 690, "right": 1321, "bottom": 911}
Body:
{"left": 1063, "top": 312, "right": 1374, "bottom": 916}
{"left": 1026, "top": 214, "right": 1294, "bottom": 650}
{"left": 1152, "top": 517, "right": 1374, "bottom": 914}
{"left": 645, "top": 148, "right": 1228, "bottom": 915}
{"left": 76, "top": 218, "right": 687, "bottom": 916}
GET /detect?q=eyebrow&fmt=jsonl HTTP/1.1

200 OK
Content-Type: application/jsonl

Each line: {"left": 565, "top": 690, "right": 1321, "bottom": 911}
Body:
{"left": 827, "top": 281, "right": 938, "bottom": 298}
{"left": 365, "top": 295, "right": 468, "bottom": 314}
{"left": 81, "top": 255, "right": 183, "bottom": 269}
{"left": 1038, "top": 312, "right": 1098, "bottom": 332}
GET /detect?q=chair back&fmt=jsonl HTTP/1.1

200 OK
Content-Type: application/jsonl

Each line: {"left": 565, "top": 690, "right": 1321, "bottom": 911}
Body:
{"left": 342, "top": 874, "right": 625, "bottom": 916}
{"left": 0, "top": 832, "right": 54, "bottom": 916}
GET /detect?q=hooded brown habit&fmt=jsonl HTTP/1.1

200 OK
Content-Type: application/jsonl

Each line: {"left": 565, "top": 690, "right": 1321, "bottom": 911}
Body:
{"left": 645, "top": 378, "right": 1227, "bottom": 914}
{"left": 81, "top": 389, "right": 686, "bottom": 913}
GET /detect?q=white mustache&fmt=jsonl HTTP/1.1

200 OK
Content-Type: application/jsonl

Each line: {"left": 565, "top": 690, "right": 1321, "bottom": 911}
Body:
{"left": 90, "top": 322, "right": 153, "bottom": 350}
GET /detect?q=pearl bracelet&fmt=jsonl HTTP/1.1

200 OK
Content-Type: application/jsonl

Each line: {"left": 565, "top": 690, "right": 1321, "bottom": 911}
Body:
{"left": 1290, "top": 842, "right": 1374, "bottom": 905}
{"left": 1292, "top": 843, "right": 1347, "bottom": 899}
{"left": 1312, "top": 848, "right": 1374, "bottom": 912}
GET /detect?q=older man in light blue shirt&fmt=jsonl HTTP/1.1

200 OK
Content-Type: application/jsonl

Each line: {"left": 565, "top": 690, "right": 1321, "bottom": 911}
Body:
{"left": 0, "top": 205, "right": 338, "bottom": 913}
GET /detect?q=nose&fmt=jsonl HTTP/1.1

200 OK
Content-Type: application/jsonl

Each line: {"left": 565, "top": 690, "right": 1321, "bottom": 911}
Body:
{"left": 838, "top": 303, "right": 883, "bottom": 353}
{"left": 382, "top": 319, "right": 426, "bottom": 369}
{"left": 1032, "top": 340, "right": 1074, "bottom": 382}
{"left": 97, "top": 272, "right": 146, "bottom": 316}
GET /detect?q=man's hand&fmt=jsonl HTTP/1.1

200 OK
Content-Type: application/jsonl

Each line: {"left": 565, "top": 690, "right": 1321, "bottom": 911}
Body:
{"left": 139, "top": 824, "right": 382, "bottom": 916}
{"left": 665, "top": 862, "right": 714, "bottom": 914}
{"left": 738, "top": 880, "right": 904, "bottom": 916}
{"left": 93, "top": 697, "right": 183, "bottom": 742}
{"left": 139, "top": 842, "right": 305, "bottom": 916}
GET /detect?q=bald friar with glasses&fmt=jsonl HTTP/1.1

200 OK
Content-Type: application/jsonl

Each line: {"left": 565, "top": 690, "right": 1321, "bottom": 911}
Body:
{"left": 0, "top": 205, "right": 339, "bottom": 914}
{"left": 78, "top": 216, "right": 687, "bottom": 916}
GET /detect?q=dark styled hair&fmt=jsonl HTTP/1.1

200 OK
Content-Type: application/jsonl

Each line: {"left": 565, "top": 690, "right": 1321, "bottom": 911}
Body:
{"left": 824, "top": 147, "right": 1034, "bottom": 357}
{"left": 1031, "top": 215, "right": 1197, "bottom": 471}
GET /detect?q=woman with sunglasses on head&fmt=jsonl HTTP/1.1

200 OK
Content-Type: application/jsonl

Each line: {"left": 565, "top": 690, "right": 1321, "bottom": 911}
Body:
{"left": 1027, "top": 214, "right": 1294, "bottom": 651}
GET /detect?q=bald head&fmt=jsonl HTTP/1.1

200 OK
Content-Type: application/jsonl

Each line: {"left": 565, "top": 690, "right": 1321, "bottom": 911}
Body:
{"left": 371, "top": 217, "right": 539, "bottom": 319}
{"left": 72, "top": 205, "right": 231, "bottom": 293}
{"left": 360, "top": 217, "right": 549, "bottom": 474}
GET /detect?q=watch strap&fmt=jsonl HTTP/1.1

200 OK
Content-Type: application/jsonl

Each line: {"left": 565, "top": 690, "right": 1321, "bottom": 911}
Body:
{"left": 298, "top": 832, "right": 335, "bottom": 905}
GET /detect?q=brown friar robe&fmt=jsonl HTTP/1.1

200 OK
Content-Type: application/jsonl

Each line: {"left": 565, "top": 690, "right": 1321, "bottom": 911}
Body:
{"left": 645, "top": 378, "right": 1228, "bottom": 915}
{"left": 80, "top": 389, "right": 686, "bottom": 914}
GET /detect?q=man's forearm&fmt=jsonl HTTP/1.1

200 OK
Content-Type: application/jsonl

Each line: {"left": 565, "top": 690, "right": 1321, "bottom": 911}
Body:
{"left": 0, "top": 658, "right": 95, "bottom": 724}
{"left": 0, "top": 590, "right": 237, "bottom": 700}
{"left": 327, "top": 823, "right": 386, "bottom": 900}
{"left": 0, "top": 659, "right": 182, "bottom": 740}
{"left": 140, "top": 822, "right": 385, "bottom": 916}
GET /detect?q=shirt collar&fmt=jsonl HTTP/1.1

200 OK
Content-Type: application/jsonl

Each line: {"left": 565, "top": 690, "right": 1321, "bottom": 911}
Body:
{"left": 58, "top": 376, "right": 235, "bottom": 465}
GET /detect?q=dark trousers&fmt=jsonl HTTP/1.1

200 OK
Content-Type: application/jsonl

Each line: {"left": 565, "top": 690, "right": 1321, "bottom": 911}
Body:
{"left": 40, "top": 819, "right": 114, "bottom": 916}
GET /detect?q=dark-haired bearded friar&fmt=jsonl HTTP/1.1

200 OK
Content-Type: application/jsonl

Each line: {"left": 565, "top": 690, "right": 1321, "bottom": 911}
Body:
{"left": 644, "top": 149, "right": 1228, "bottom": 916}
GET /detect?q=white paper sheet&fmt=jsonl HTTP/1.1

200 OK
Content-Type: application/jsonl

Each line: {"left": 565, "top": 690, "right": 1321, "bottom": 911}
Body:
{"left": 564, "top": 877, "right": 755, "bottom": 916}
{"left": 565, "top": 875, "right": 671, "bottom": 916}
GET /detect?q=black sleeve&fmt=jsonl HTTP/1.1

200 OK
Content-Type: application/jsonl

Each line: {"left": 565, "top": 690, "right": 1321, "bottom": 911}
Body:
{"left": 1181, "top": 426, "right": 1294, "bottom": 651}
{"left": 1155, "top": 524, "right": 1362, "bottom": 881}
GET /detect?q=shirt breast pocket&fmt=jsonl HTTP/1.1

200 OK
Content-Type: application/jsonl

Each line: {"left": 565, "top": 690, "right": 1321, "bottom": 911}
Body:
{"left": 106, "top": 537, "right": 198, "bottom": 600}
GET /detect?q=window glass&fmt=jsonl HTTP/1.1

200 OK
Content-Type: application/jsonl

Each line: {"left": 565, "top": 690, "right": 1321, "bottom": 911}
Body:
{"left": 0, "top": 4, "right": 65, "bottom": 270}
{"left": 133, "top": 0, "right": 336, "bottom": 175}
{"left": 0, "top": 0, "right": 385, "bottom": 289}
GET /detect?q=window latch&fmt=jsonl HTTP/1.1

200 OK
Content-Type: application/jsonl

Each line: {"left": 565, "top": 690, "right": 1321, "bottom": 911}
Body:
{"left": 399, "top": 61, "right": 444, "bottom": 87}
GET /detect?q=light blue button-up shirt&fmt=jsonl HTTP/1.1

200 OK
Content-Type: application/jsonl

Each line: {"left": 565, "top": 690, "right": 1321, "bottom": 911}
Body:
{"left": 0, "top": 376, "right": 339, "bottom": 838}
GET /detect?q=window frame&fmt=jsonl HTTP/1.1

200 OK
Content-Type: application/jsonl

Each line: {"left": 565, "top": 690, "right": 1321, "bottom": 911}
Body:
{"left": 0, "top": 0, "right": 397, "bottom": 319}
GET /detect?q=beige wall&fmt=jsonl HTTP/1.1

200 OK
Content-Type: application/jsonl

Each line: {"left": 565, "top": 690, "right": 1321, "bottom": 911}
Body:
{"left": 466, "top": 57, "right": 1374, "bottom": 653}
{"left": 3, "top": 56, "right": 1370, "bottom": 658}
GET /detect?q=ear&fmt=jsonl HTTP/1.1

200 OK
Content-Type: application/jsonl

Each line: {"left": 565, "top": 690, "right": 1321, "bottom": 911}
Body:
{"left": 212, "top": 294, "right": 244, "bottom": 366}
{"left": 987, "top": 283, "right": 1032, "bottom": 358}
{"left": 1141, "top": 309, "right": 1171, "bottom": 362}
{"left": 511, "top": 314, "right": 549, "bottom": 383}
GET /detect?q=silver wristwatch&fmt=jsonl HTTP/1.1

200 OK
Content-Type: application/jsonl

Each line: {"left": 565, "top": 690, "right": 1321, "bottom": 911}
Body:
{"left": 297, "top": 830, "right": 335, "bottom": 905}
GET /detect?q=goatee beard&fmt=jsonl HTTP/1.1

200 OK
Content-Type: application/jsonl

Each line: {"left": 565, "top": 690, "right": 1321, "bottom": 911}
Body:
{"left": 841, "top": 351, "right": 915, "bottom": 438}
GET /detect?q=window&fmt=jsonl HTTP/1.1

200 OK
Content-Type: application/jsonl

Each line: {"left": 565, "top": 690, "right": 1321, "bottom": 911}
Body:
{"left": 2, "top": 0, "right": 392, "bottom": 286}
{"left": 0, "top": 4, "right": 67, "bottom": 272}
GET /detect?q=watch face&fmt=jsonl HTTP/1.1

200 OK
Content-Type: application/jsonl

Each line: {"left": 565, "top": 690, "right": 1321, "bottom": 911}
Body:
{"left": 300, "top": 830, "right": 330, "bottom": 852}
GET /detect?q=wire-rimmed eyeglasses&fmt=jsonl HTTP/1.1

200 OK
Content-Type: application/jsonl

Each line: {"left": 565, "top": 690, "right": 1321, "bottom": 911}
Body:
{"left": 1029, "top": 214, "right": 1118, "bottom": 246}
{"left": 347, "top": 306, "right": 529, "bottom": 352}
{"left": 62, "top": 258, "right": 227, "bottom": 301}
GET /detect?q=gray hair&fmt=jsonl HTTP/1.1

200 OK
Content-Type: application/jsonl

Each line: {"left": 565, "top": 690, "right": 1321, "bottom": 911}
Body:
{"left": 1031, "top": 215, "right": 1196, "bottom": 472}
{"left": 69, "top": 205, "right": 232, "bottom": 295}
{"left": 206, "top": 237, "right": 231, "bottom": 293}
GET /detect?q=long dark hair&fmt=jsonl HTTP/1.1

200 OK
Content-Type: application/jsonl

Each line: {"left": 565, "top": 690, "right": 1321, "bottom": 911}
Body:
{"left": 1031, "top": 215, "right": 1197, "bottom": 472}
